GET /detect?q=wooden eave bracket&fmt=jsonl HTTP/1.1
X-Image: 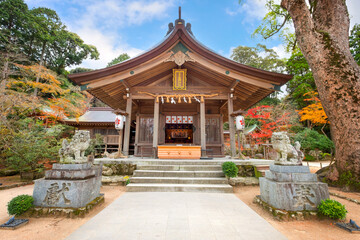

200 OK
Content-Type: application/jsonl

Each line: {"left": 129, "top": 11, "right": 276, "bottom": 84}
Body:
{"left": 230, "top": 109, "right": 247, "bottom": 117}
{"left": 113, "top": 109, "right": 128, "bottom": 115}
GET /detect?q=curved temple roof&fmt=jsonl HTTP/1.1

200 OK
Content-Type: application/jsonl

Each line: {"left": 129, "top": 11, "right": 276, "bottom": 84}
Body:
{"left": 68, "top": 16, "right": 292, "bottom": 111}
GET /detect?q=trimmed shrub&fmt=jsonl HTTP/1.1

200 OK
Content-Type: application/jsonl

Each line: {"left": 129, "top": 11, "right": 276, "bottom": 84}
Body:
{"left": 222, "top": 162, "right": 238, "bottom": 178}
{"left": 317, "top": 199, "right": 347, "bottom": 220}
{"left": 294, "top": 128, "right": 334, "bottom": 154}
{"left": 7, "top": 195, "right": 34, "bottom": 216}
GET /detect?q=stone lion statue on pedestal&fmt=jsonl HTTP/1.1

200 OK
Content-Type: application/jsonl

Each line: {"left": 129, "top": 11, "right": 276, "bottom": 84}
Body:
{"left": 271, "top": 132, "right": 303, "bottom": 165}
{"left": 59, "top": 130, "right": 91, "bottom": 164}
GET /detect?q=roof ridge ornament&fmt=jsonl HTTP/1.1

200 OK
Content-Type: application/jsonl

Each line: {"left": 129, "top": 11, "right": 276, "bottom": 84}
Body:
{"left": 164, "top": 50, "right": 195, "bottom": 66}
{"left": 165, "top": 6, "right": 193, "bottom": 36}
{"left": 175, "top": 6, "right": 185, "bottom": 26}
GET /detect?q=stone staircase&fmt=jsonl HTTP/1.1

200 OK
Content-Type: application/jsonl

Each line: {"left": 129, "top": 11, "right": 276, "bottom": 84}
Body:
{"left": 127, "top": 160, "right": 233, "bottom": 193}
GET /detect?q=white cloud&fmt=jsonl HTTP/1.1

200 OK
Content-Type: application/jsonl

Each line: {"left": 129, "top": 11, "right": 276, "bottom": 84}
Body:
{"left": 347, "top": 0, "right": 360, "bottom": 28}
{"left": 69, "top": 26, "right": 144, "bottom": 70}
{"left": 26, "top": 0, "right": 175, "bottom": 69}
{"left": 225, "top": 0, "right": 278, "bottom": 20}
{"left": 62, "top": 0, "right": 176, "bottom": 69}
{"left": 271, "top": 44, "right": 291, "bottom": 59}
{"left": 77, "top": 0, "right": 175, "bottom": 30}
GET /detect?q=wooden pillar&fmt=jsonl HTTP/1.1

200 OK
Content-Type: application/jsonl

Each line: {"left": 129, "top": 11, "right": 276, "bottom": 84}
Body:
{"left": 118, "top": 129, "right": 123, "bottom": 153}
{"left": 153, "top": 98, "right": 160, "bottom": 157}
{"left": 228, "top": 94, "right": 236, "bottom": 158}
{"left": 200, "top": 98, "right": 206, "bottom": 156}
{"left": 123, "top": 96, "right": 132, "bottom": 156}
{"left": 134, "top": 113, "right": 140, "bottom": 155}
{"left": 220, "top": 114, "right": 225, "bottom": 155}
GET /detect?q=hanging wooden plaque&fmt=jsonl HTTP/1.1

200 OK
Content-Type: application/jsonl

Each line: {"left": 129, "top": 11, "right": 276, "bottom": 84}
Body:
{"left": 172, "top": 69, "right": 187, "bottom": 90}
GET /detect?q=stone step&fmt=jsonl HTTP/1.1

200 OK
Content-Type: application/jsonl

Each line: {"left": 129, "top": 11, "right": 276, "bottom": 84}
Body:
{"left": 131, "top": 177, "right": 228, "bottom": 184}
{"left": 136, "top": 165, "right": 222, "bottom": 171}
{"left": 255, "top": 165, "right": 269, "bottom": 177}
{"left": 133, "top": 170, "right": 225, "bottom": 178}
{"left": 256, "top": 165, "right": 270, "bottom": 171}
{"left": 137, "top": 160, "right": 223, "bottom": 166}
{"left": 126, "top": 183, "right": 233, "bottom": 193}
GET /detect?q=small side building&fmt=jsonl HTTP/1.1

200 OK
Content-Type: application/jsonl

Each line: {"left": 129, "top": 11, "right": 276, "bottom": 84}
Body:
{"left": 63, "top": 107, "right": 130, "bottom": 154}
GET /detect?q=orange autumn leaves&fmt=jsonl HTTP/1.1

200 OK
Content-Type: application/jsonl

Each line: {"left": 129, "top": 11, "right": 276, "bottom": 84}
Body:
{"left": 9, "top": 64, "right": 67, "bottom": 95}
{"left": 6, "top": 64, "right": 89, "bottom": 123}
{"left": 298, "top": 91, "right": 329, "bottom": 126}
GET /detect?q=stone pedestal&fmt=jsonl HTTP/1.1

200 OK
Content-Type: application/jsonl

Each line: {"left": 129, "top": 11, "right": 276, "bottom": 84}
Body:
{"left": 33, "top": 163, "right": 102, "bottom": 208}
{"left": 259, "top": 164, "right": 329, "bottom": 211}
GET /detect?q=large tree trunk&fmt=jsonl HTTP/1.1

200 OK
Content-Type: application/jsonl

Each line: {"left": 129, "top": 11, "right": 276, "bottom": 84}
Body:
{"left": 281, "top": 0, "right": 360, "bottom": 180}
{"left": 33, "top": 42, "right": 47, "bottom": 97}
{"left": 1, "top": 53, "right": 9, "bottom": 94}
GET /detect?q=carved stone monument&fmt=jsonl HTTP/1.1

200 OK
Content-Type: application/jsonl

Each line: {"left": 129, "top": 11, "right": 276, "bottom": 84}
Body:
{"left": 259, "top": 132, "right": 329, "bottom": 211}
{"left": 33, "top": 130, "right": 102, "bottom": 208}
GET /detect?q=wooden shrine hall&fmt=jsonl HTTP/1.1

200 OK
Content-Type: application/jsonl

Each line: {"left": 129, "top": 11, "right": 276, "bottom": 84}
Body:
{"left": 68, "top": 11, "right": 292, "bottom": 159}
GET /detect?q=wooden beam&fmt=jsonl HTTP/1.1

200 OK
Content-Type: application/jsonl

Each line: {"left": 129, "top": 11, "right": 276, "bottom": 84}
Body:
{"left": 200, "top": 99, "right": 206, "bottom": 156}
{"left": 187, "top": 52, "right": 275, "bottom": 89}
{"left": 132, "top": 86, "right": 229, "bottom": 93}
{"left": 85, "top": 52, "right": 172, "bottom": 89}
{"left": 123, "top": 95, "right": 132, "bottom": 156}
{"left": 134, "top": 69, "right": 172, "bottom": 87}
{"left": 120, "top": 79, "right": 130, "bottom": 89}
{"left": 230, "top": 79, "right": 240, "bottom": 90}
{"left": 231, "top": 109, "right": 247, "bottom": 117}
{"left": 227, "top": 94, "right": 236, "bottom": 158}
{"left": 220, "top": 100, "right": 228, "bottom": 109}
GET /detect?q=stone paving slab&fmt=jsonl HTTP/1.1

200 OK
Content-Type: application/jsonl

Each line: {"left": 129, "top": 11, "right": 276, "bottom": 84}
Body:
{"left": 66, "top": 192, "right": 287, "bottom": 240}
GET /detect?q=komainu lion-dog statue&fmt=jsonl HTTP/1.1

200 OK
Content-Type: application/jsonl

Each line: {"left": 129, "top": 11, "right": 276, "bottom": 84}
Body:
{"left": 271, "top": 132, "right": 304, "bottom": 165}
{"left": 59, "top": 130, "right": 91, "bottom": 163}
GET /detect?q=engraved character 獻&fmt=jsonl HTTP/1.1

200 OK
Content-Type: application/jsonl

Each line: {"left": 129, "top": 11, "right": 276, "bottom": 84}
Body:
{"left": 294, "top": 185, "right": 316, "bottom": 209}
{"left": 43, "top": 183, "right": 71, "bottom": 205}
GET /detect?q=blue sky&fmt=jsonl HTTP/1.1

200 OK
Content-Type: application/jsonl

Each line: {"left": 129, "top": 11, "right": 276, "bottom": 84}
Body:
{"left": 25, "top": 0, "right": 360, "bottom": 70}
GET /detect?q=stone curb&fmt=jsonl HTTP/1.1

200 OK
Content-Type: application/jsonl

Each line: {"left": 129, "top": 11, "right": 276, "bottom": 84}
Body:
{"left": 253, "top": 195, "right": 318, "bottom": 221}
{"left": 330, "top": 192, "right": 360, "bottom": 205}
{"left": 0, "top": 182, "right": 33, "bottom": 191}
{"left": 21, "top": 194, "right": 104, "bottom": 218}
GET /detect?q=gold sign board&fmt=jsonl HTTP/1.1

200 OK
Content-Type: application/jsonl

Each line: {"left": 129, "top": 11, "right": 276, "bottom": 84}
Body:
{"left": 173, "top": 69, "right": 187, "bottom": 90}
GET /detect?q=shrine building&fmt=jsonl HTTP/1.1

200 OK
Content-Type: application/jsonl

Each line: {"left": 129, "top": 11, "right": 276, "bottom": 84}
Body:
{"left": 68, "top": 12, "right": 292, "bottom": 159}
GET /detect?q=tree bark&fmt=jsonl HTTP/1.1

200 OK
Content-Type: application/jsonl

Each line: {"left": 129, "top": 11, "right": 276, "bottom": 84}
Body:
{"left": 1, "top": 53, "right": 9, "bottom": 94}
{"left": 281, "top": 0, "right": 360, "bottom": 180}
{"left": 33, "top": 41, "right": 47, "bottom": 97}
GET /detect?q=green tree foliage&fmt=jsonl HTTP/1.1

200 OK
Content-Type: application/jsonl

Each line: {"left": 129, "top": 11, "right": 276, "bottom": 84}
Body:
{"left": 2, "top": 118, "right": 62, "bottom": 172}
{"left": 0, "top": 0, "right": 99, "bottom": 79}
{"left": 0, "top": 0, "right": 29, "bottom": 90}
{"left": 69, "top": 67, "right": 93, "bottom": 74}
{"left": 231, "top": 44, "right": 286, "bottom": 73}
{"left": 46, "top": 30, "right": 99, "bottom": 74}
{"left": 252, "top": 0, "right": 295, "bottom": 51}
{"left": 285, "top": 48, "right": 316, "bottom": 109}
{"left": 350, "top": 23, "right": 360, "bottom": 65}
{"left": 231, "top": 43, "right": 286, "bottom": 104}
{"left": 294, "top": 128, "right": 334, "bottom": 154}
{"left": 107, "top": 53, "right": 130, "bottom": 67}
